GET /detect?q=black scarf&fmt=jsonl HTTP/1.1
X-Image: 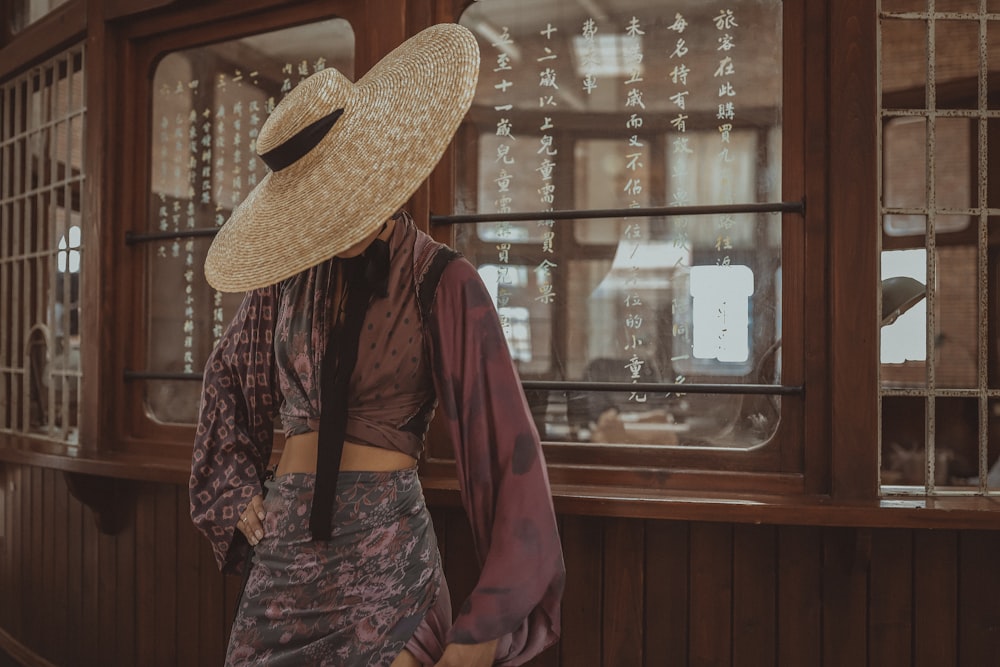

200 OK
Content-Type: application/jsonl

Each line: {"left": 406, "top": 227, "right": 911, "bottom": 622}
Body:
{"left": 309, "top": 236, "right": 390, "bottom": 540}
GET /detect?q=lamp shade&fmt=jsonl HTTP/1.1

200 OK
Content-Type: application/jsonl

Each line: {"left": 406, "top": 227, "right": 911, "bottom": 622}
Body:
{"left": 881, "top": 275, "right": 926, "bottom": 326}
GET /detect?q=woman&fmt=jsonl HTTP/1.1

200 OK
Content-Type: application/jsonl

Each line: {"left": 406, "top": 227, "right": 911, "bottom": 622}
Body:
{"left": 189, "top": 23, "right": 564, "bottom": 667}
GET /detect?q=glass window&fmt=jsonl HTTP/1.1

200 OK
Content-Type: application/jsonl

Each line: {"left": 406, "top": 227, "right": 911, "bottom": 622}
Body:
{"left": 879, "top": 4, "right": 1000, "bottom": 494}
{"left": 453, "top": 0, "right": 784, "bottom": 449}
{"left": 9, "top": 0, "right": 72, "bottom": 35}
{"left": 141, "top": 18, "right": 354, "bottom": 424}
{"left": 0, "top": 44, "right": 85, "bottom": 444}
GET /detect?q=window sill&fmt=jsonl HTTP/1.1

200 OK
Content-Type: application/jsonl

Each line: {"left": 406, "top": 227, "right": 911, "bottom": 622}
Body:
{"left": 0, "top": 435, "right": 189, "bottom": 485}
{"left": 421, "top": 477, "right": 1000, "bottom": 530}
{"left": 4, "top": 435, "right": 999, "bottom": 531}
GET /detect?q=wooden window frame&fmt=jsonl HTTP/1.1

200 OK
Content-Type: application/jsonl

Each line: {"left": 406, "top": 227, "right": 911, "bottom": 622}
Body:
{"left": 9, "top": 0, "right": 999, "bottom": 529}
{"left": 416, "top": 0, "right": 832, "bottom": 500}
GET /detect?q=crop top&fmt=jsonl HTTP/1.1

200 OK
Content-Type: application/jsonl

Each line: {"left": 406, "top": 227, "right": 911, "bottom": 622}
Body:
{"left": 273, "top": 212, "right": 435, "bottom": 457}
{"left": 190, "top": 211, "right": 564, "bottom": 664}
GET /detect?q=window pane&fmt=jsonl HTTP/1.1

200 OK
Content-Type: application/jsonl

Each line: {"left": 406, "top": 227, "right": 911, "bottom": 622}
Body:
{"left": 456, "top": 0, "right": 783, "bottom": 448}
{"left": 881, "top": 18, "right": 927, "bottom": 106}
{"left": 145, "top": 19, "right": 355, "bottom": 424}
{"left": 0, "top": 46, "right": 85, "bottom": 443}
{"left": 935, "top": 20, "right": 979, "bottom": 110}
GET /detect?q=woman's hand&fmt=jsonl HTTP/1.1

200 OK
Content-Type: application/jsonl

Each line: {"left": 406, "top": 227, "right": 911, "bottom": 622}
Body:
{"left": 236, "top": 494, "right": 265, "bottom": 546}
{"left": 433, "top": 639, "right": 498, "bottom": 667}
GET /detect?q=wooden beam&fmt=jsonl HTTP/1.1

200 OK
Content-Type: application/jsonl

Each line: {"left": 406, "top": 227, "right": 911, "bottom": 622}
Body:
{"left": 0, "top": 1, "right": 85, "bottom": 76}
{"left": 828, "top": 0, "right": 880, "bottom": 500}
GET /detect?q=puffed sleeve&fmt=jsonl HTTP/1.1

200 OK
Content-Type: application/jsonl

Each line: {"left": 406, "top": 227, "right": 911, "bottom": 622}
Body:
{"left": 427, "top": 257, "right": 564, "bottom": 665}
{"left": 189, "top": 285, "right": 282, "bottom": 574}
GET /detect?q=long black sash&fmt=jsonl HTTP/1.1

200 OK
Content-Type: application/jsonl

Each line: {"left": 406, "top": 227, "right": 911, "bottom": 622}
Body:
{"left": 309, "top": 239, "right": 389, "bottom": 541}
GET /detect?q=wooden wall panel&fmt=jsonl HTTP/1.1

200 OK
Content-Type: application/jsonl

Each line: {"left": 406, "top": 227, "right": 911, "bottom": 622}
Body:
{"left": 643, "top": 520, "right": 688, "bottom": 667}
{"left": 732, "top": 524, "right": 776, "bottom": 667}
{"left": 559, "top": 515, "right": 602, "bottom": 667}
{"left": 602, "top": 519, "right": 644, "bottom": 667}
{"left": 958, "top": 530, "right": 1000, "bottom": 666}
{"left": 822, "top": 528, "right": 869, "bottom": 667}
{"left": 914, "top": 530, "right": 957, "bottom": 667}
{"left": 3, "top": 464, "right": 1000, "bottom": 667}
{"left": 868, "top": 529, "right": 913, "bottom": 667}
{"left": 688, "top": 522, "right": 733, "bottom": 667}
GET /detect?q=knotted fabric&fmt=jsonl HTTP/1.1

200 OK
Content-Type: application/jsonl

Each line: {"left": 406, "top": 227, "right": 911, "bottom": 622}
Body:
{"left": 309, "top": 237, "right": 391, "bottom": 540}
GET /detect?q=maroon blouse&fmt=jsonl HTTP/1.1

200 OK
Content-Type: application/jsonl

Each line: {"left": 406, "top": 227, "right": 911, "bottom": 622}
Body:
{"left": 190, "top": 214, "right": 564, "bottom": 664}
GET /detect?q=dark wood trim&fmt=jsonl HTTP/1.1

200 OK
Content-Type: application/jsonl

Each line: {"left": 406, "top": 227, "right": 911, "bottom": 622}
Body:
{"left": 104, "top": 0, "right": 182, "bottom": 21}
{"left": 121, "top": 0, "right": 342, "bottom": 39}
{"left": 79, "top": 0, "right": 114, "bottom": 457}
{"left": 62, "top": 471, "right": 135, "bottom": 534}
{"left": 799, "top": 0, "right": 832, "bottom": 495}
{"left": 0, "top": 0, "right": 86, "bottom": 77}
{"left": 3, "top": 434, "right": 998, "bottom": 529}
{"left": 0, "top": 0, "right": 12, "bottom": 49}
{"left": 828, "top": 0, "right": 880, "bottom": 500}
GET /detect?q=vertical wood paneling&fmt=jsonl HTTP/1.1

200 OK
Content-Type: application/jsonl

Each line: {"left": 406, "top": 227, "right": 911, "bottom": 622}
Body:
{"left": 5, "top": 463, "right": 1000, "bottom": 667}
{"left": 958, "top": 531, "right": 1000, "bottom": 666}
{"left": 868, "top": 529, "right": 913, "bottom": 667}
{"left": 28, "top": 466, "right": 42, "bottom": 651}
{"left": 153, "top": 485, "right": 178, "bottom": 667}
{"left": 688, "top": 522, "right": 733, "bottom": 667}
{"left": 776, "top": 526, "right": 821, "bottom": 667}
{"left": 176, "top": 493, "right": 201, "bottom": 667}
{"left": 0, "top": 467, "right": 11, "bottom": 634}
{"left": 80, "top": 480, "right": 100, "bottom": 664}
{"left": 134, "top": 482, "right": 156, "bottom": 664}
{"left": 98, "top": 518, "right": 118, "bottom": 666}
{"left": 602, "top": 518, "right": 643, "bottom": 667}
{"left": 732, "top": 524, "right": 776, "bottom": 667}
{"left": 52, "top": 472, "right": 69, "bottom": 667}
{"left": 559, "top": 514, "right": 602, "bottom": 667}
{"left": 115, "top": 500, "right": 137, "bottom": 667}
{"left": 42, "top": 469, "right": 61, "bottom": 664}
{"left": 197, "top": 529, "right": 227, "bottom": 666}
{"left": 822, "top": 528, "right": 869, "bottom": 667}
{"left": 914, "top": 530, "right": 957, "bottom": 667}
{"left": 643, "top": 520, "right": 688, "bottom": 667}
{"left": 67, "top": 483, "right": 83, "bottom": 661}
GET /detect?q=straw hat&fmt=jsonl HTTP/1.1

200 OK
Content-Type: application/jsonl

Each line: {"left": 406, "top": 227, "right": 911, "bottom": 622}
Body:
{"left": 204, "top": 23, "right": 480, "bottom": 292}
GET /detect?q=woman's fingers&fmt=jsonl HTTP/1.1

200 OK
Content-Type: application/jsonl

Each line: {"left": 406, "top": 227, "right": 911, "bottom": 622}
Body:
{"left": 238, "top": 494, "right": 266, "bottom": 545}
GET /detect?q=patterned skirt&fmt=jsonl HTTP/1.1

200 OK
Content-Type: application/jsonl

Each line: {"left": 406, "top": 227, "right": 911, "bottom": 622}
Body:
{"left": 225, "top": 468, "right": 444, "bottom": 666}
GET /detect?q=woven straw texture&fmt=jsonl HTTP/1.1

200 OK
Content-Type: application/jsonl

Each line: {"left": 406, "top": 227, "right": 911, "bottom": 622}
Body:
{"left": 204, "top": 23, "right": 480, "bottom": 292}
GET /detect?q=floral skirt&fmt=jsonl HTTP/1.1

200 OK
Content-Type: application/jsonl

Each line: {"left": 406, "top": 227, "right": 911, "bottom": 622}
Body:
{"left": 225, "top": 468, "right": 444, "bottom": 667}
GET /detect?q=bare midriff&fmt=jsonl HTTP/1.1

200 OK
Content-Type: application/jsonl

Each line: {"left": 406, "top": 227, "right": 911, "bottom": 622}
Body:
{"left": 276, "top": 431, "right": 417, "bottom": 476}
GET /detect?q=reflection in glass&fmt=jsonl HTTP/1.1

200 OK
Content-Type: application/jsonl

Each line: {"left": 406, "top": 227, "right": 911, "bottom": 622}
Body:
{"left": 456, "top": 0, "right": 783, "bottom": 448}
{"left": 145, "top": 19, "right": 355, "bottom": 424}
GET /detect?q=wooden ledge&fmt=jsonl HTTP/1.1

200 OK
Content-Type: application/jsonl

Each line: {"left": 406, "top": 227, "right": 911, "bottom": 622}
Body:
{"left": 0, "top": 436, "right": 189, "bottom": 485}
{"left": 4, "top": 436, "right": 999, "bottom": 531}
{"left": 421, "top": 477, "right": 1000, "bottom": 531}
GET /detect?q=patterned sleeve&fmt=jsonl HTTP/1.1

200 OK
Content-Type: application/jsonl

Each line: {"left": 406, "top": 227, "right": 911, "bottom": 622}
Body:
{"left": 189, "top": 285, "right": 282, "bottom": 574}
{"left": 427, "top": 257, "right": 565, "bottom": 666}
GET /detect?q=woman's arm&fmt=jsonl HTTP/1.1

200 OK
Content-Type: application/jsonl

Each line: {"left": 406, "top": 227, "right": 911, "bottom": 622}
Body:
{"left": 189, "top": 285, "right": 282, "bottom": 573}
{"left": 427, "top": 257, "right": 565, "bottom": 666}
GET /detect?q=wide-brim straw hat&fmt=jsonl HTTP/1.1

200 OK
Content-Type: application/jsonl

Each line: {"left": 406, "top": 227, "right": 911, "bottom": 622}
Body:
{"left": 204, "top": 23, "right": 480, "bottom": 292}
